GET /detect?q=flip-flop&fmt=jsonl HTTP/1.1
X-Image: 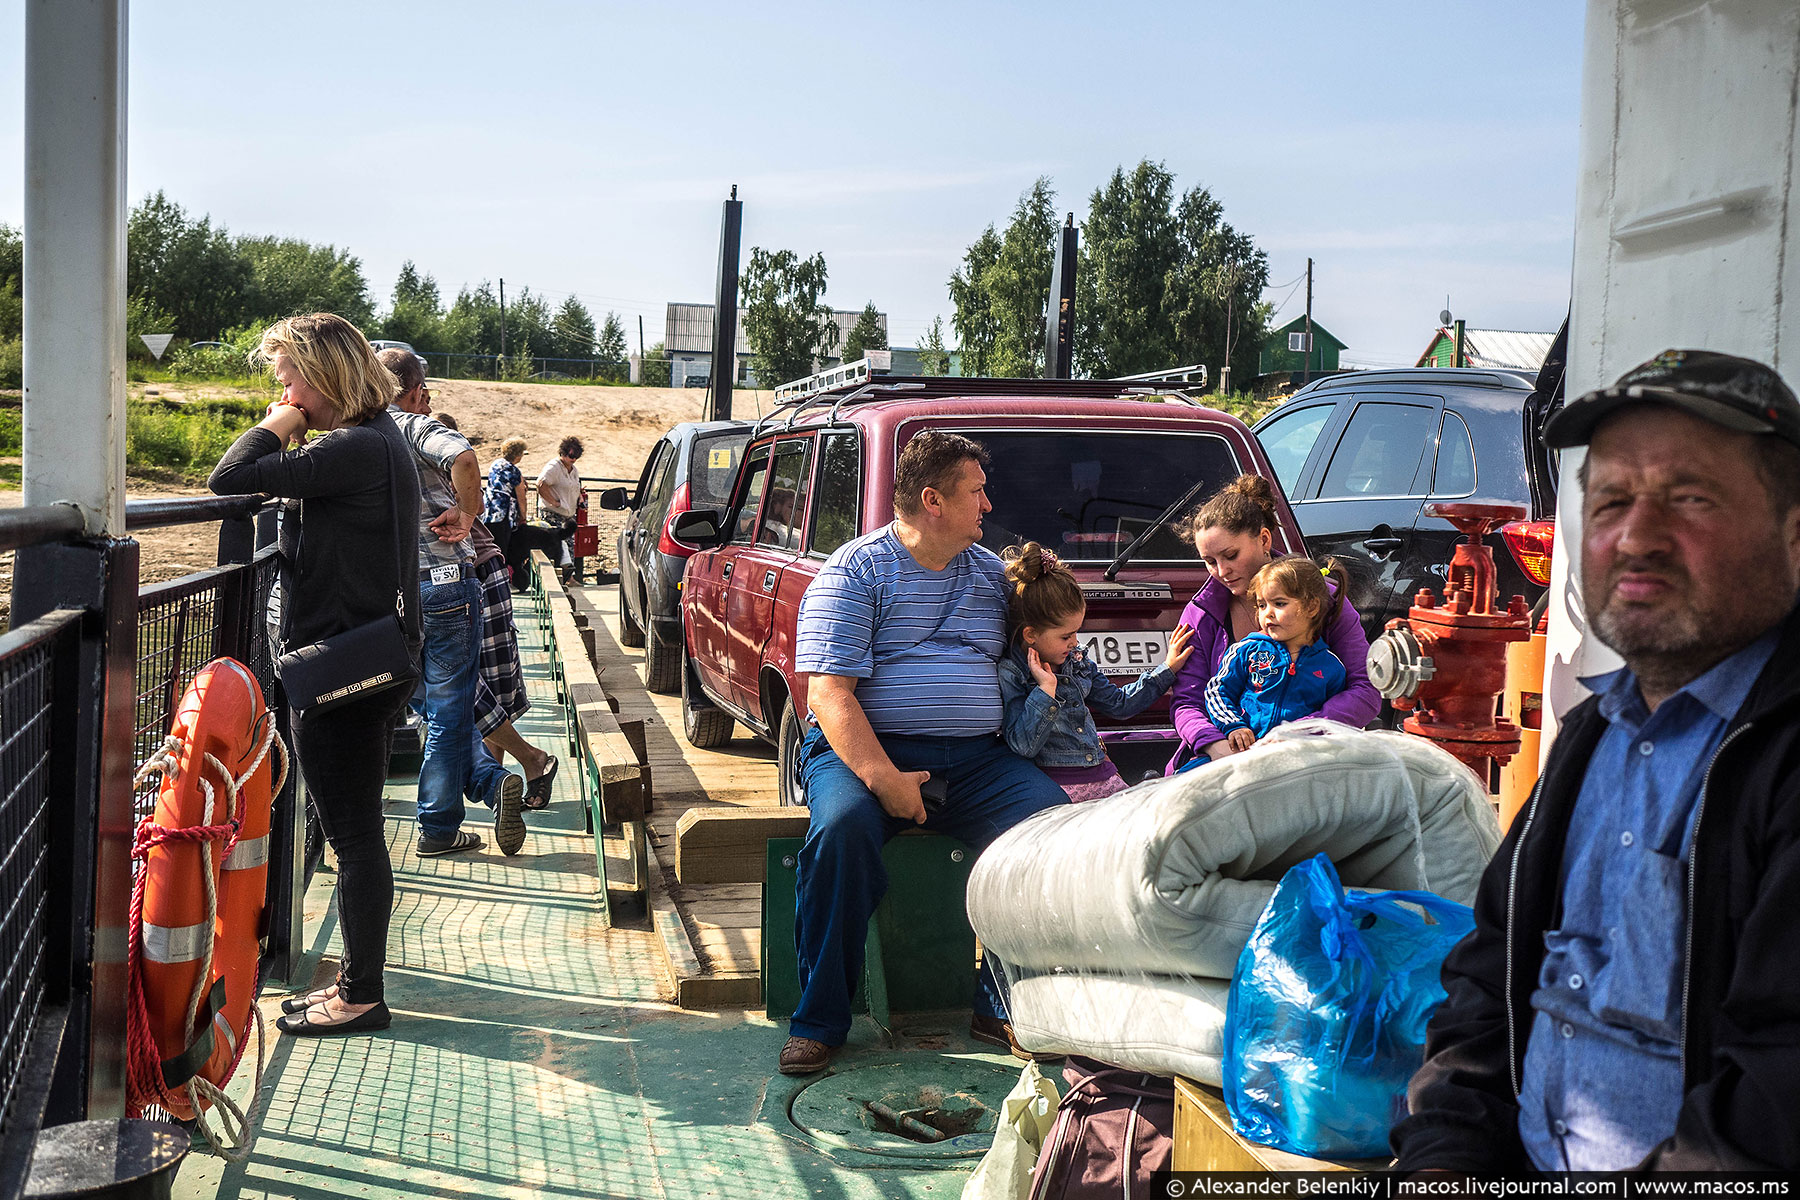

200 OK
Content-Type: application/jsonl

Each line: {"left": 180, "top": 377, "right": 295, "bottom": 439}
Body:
{"left": 522, "top": 757, "right": 559, "bottom": 809}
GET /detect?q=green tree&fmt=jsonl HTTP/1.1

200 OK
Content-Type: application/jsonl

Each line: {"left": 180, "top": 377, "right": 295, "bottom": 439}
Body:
{"left": 127, "top": 191, "right": 254, "bottom": 340}
{"left": 382, "top": 262, "right": 445, "bottom": 348}
{"left": 442, "top": 282, "right": 502, "bottom": 355}
{"left": 238, "top": 235, "right": 374, "bottom": 328}
{"left": 596, "top": 312, "right": 629, "bottom": 379}
{"left": 949, "top": 225, "right": 1001, "bottom": 378}
{"left": 841, "top": 301, "right": 886, "bottom": 363}
{"left": 641, "top": 339, "right": 671, "bottom": 386}
{"left": 0, "top": 223, "right": 21, "bottom": 341}
{"left": 550, "top": 296, "right": 596, "bottom": 360}
{"left": 949, "top": 178, "right": 1059, "bottom": 378}
{"left": 740, "top": 247, "right": 836, "bottom": 388}
{"left": 1075, "top": 162, "right": 1181, "bottom": 377}
{"left": 1163, "top": 185, "right": 1270, "bottom": 392}
{"left": 917, "top": 315, "right": 951, "bottom": 377}
{"left": 506, "top": 290, "right": 555, "bottom": 365}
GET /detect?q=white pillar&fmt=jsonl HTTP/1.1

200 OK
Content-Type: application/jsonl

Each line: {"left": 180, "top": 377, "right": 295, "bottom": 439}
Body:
{"left": 23, "top": 0, "right": 129, "bottom": 537}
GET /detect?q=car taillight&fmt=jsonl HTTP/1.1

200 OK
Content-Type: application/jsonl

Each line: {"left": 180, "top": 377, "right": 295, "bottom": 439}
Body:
{"left": 658, "top": 481, "right": 696, "bottom": 557}
{"left": 1500, "top": 520, "right": 1555, "bottom": 587}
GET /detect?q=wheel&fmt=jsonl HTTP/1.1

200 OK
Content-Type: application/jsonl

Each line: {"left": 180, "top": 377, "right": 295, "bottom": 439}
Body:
{"left": 644, "top": 627, "right": 681, "bottom": 694}
{"left": 680, "top": 644, "right": 734, "bottom": 748}
{"left": 777, "top": 701, "right": 807, "bottom": 807}
{"left": 618, "top": 582, "right": 646, "bottom": 648}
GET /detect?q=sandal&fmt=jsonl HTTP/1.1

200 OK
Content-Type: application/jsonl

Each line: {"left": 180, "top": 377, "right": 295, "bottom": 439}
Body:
{"left": 280, "top": 983, "right": 339, "bottom": 1015}
{"left": 522, "top": 757, "right": 559, "bottom": 810}
{"left": 277, "top": 1000, "right": 391, "bottom": 1037}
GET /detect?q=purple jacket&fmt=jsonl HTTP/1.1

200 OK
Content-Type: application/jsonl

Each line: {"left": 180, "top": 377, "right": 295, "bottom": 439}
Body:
{"left": 1165, "top": 574, "right": 1380, "bottom": 768}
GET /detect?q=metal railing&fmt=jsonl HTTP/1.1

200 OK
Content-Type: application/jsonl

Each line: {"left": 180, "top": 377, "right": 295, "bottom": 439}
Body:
{"left": 0, "top": 492, "right": 305, "bottom": 1198}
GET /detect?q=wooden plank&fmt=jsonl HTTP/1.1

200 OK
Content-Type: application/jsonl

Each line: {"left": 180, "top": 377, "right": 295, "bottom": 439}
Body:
{"left": 675, "top": 807, "right": 813, "bottom": 884}
{"left": 1171, "top": 1077, "right": 1377, "bottom": 1173}
{"left": 676, "top": 972, "right": 761, "bottom": 1009}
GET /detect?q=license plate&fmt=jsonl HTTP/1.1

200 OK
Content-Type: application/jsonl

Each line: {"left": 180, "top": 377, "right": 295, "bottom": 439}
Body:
{"left": 1079, "top": 629, "right": 1171, "bottom": 675}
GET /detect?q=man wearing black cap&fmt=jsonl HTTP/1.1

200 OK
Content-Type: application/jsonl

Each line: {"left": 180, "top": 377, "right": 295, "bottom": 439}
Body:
{"left": 1394, "top": 350, "right": 1800, "bottom": 1173}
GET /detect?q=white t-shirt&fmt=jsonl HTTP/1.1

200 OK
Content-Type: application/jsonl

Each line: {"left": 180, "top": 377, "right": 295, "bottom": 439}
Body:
{"left": 536, "top": 457, "right": 581, "bottom": 518}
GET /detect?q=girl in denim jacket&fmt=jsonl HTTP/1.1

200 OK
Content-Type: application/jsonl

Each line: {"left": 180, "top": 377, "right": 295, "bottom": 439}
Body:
{"left": 997, "top": 543, "right": 1194, "bottom": 801}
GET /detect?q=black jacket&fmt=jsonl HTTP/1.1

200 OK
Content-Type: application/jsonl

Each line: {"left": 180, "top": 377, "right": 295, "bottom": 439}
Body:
{"left": 210, "top": 409, "right": 422, "bottom": 657}
{"left": 1392, "top": 602, "right": 1800, "bottom": 1172}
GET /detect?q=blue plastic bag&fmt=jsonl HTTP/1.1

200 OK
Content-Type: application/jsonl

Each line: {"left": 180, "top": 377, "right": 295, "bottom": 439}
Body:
{"left": 1222, "top": 853, "right": 1474, "bottom": 1158}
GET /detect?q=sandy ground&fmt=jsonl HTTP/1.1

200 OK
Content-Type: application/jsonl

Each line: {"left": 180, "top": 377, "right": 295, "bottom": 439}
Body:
{"left": 1, "top": 379, "right": 773, "bottom": 626}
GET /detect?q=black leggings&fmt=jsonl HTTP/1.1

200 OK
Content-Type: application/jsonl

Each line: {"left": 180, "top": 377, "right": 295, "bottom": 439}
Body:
{"left": 503, "top": 522, "right": 565, "bottom": 587}
{"left": 292, "top": 684, "right": 412, "bottom": 1004}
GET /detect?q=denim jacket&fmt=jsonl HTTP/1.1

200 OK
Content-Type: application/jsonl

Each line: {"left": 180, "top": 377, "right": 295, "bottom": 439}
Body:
{"left": 997, "top": 638, "right": 1176, "bottom": 768}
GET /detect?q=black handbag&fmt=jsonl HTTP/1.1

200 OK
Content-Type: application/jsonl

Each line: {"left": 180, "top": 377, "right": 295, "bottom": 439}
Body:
{"left": 275, "top": 428, "right": 419, "bottom": 712}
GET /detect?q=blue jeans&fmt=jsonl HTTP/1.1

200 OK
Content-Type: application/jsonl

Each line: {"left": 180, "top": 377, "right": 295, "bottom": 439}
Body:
{"left": 790, "top": 725, "right": 1068, "bottom": 1046}
{"left": 415, "top": 574, "right": 481, "bottom": 841}
{"left": 464, "top": 729, "right": 510, "bottom": 808}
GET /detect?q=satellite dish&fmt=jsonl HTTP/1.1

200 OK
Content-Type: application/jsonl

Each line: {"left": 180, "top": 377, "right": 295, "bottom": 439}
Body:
{"left": 1439, "top": 309, "right": 1452, "bottom": 327}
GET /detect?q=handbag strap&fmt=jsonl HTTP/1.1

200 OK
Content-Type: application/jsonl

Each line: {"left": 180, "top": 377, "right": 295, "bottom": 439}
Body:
{"left": 375, "top": 416, "right": 412, "bottom": 622}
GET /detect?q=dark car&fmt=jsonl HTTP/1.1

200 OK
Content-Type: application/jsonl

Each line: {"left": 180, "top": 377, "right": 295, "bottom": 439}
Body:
{"left": 1252, "top": 366, "right": 1560, "bottom": 644}
{"left": 599, "top": 420, "right": 751, "bottom": 692}
{"left": 670, "top": 376, "right": 1308, "bottom": 803}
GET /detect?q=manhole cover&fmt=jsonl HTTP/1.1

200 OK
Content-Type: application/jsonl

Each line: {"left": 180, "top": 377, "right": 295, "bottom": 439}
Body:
{"left": 787, "top": 1058, "right": 1019, "bottom": 1162}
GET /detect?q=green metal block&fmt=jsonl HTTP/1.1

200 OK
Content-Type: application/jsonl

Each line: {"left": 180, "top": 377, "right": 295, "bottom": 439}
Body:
{"left": 763, "top": 833, "right": 976, "bottom": 1022}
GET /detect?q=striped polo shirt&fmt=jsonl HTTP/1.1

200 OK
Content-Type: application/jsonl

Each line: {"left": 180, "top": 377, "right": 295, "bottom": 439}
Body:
{"left": 796, "top": 525, "right": 1009, "bottom": 737}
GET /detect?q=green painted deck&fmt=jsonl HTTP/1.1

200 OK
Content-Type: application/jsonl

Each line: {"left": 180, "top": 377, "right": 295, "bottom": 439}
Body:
{"left": 174, "top": 589, "right": 1010, "bottom": 1200}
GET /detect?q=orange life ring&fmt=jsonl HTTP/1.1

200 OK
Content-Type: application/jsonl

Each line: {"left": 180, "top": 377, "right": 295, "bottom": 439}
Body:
{"left": 127, "top": 657, "right": 281, "bottom": 1126}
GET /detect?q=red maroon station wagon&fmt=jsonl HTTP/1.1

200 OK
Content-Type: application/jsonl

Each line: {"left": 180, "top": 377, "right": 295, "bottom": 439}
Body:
{"left": 669, "top": 375, "right": 1307, "bottom": 805}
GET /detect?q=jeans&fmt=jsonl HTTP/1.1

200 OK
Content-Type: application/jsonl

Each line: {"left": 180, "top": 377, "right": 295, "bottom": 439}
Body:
{"left": 415, "top": 574, "right": 481, "bottom": 841}
{"left": 463, "top": 728, "right": 510, "bottom": 808}
{"left": 790, "top": 725, "right": 1068, "bottom": 1046}
{"left": 292, "top": 683, "right": 412, "bottom": 1004}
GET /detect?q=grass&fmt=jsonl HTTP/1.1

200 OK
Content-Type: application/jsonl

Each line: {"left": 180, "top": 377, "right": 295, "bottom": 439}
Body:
{"left": 125, "top": 397, "right": 262, "bottom": 479}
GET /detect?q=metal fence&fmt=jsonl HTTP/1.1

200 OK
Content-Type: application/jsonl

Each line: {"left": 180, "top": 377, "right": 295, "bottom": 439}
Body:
{"left": 0, "top": 494, "right": 304, "bottom": 1198}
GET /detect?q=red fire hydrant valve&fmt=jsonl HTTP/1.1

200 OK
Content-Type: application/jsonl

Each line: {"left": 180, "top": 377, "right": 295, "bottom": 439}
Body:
{"left": 1366, "top": 502, "right": 1533, "bottom": 778}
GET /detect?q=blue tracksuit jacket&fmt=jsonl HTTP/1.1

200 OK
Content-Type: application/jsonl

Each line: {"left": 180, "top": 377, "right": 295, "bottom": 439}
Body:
{"left": 1203, "top": 633, "right": 1348, "bottom": 739}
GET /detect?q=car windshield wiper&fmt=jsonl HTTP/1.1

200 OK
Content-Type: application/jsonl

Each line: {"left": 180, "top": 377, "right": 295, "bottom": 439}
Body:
{"left": 1103, "top": 475, "right": 1216, "bottom": 581}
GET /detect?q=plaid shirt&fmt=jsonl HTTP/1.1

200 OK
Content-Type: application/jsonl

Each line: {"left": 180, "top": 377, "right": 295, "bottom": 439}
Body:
{"left": 391, "top": 409, "right": 475, "bottom": 572}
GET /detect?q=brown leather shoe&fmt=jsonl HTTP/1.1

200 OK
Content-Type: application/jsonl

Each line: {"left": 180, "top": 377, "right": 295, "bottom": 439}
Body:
{"left": 970, "top": 1013, "right": 1063, "bottom": 1063}
{"left": 778, "top": 1036, "right": 835, "bottom": 1076}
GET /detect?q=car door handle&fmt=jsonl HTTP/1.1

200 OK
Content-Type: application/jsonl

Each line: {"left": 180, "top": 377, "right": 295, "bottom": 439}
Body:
{"left": 1365, "top": 537, "right": 1404, "bottom": 553}
{"left": 763, "top": 570, "right": 777, "bottom": 593}
{"left": 722, "top": 561, "right": 733, "bottom": 580}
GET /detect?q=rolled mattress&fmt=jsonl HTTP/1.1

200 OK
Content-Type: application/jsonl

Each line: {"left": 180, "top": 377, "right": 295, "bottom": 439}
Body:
{"left": 1007, "top": 971, "right": 1234, "bottom": 1086}
{"left": 968, "top": 721, "right": 1500, "bottom": 980}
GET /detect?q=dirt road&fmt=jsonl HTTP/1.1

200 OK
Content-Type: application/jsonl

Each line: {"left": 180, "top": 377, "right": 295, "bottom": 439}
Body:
{"left": 1, "top": 379, "right": 773, "bottom": 626}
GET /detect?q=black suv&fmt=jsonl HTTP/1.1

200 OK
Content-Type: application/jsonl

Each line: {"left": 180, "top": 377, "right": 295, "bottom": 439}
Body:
{"left": 1252, "top": 365, "right": 1559, "bottom": 642}
{"left": 599, "top": 420, "right": 751, "bottom": 692}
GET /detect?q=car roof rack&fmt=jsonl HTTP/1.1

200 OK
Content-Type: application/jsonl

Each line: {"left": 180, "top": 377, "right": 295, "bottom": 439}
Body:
{"left": 1295, "top": 367, "right": 1535, "bottom": 395}
{"left": 752, "top": 357, "right": 1208, "bottom": 436}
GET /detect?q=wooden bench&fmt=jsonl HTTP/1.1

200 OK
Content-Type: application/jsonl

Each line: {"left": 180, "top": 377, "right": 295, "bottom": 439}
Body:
{"left": 539, "top": 559, "right": 653, "bottom": 914}
{"left": 674, "top": 807, "right": 812, "bottom": 884}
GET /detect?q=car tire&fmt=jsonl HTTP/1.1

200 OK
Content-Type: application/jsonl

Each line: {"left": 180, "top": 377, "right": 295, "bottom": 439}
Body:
{"left": 644, "top": 628, "right": 681, "bottom": 694}
{"left": 777, "top": 701, "right": 806, "bottom": 808}
{"left": 681, "top": 644, "right": 733, "bottom": 748}
{"left": 618, "top": 582, "right": 646, "bottom": 648}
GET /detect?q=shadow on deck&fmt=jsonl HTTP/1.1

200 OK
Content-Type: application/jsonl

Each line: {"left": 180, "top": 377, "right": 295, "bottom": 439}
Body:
{"left": 173, "top": 589, "right": 1006, "bottom": 1200}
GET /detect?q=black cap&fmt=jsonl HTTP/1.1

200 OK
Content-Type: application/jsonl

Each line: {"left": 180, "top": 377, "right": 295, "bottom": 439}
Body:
{"left": 1542, "top": 349, "right": 1800, "bottom": 451}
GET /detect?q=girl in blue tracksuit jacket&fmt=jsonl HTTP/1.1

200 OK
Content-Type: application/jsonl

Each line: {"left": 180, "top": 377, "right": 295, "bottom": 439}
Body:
{"left": 1203, "top": 556, "right": 1350, "bottom": 752}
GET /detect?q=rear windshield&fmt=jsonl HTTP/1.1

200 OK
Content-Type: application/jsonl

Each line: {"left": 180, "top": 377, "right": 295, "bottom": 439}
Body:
{"left": 977, "top": 431, "right": 1242, "bottom": 563}
{"left": 688, "top": 431, "right": 750, "bottom": 509}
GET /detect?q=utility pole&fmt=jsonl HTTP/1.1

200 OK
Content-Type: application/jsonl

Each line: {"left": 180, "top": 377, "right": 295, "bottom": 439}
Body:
{"left": 498, "top": 277, "right": 507, "bottom": 360}
{"left": 1302, "top": 257, "right": 1314, "bottom": 385}
{"left": 638, "top": 314, "right": 646, "bottom": 362}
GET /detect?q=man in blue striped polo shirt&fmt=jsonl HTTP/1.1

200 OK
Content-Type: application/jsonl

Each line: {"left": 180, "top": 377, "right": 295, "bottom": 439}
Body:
{"left": 779, "top": 431, "right": 1069, "bottom": 1075}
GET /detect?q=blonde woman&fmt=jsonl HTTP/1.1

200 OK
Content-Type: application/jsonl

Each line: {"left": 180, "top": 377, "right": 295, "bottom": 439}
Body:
{"left": 482, "top": 436, "right": 529, "bottom": 571}
{"left": 209, "top": 312, "right": 422, "bottom": 1036}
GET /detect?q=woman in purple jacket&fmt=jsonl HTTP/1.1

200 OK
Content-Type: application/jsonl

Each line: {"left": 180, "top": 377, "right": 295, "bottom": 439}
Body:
{"left": 1165, "top": 474, "right": 1381, "bottom": 770}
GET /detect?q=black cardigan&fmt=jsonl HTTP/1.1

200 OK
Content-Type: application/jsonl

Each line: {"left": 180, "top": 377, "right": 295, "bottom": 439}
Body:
{"left": 209, "top": 409, "right": 422, "bottom": 657}
{"left": 1392, "top": 600, "right": 1800, "bottom": 1171}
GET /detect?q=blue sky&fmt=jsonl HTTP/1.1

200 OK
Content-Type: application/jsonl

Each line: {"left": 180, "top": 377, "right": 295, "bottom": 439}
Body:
{"left": 0, "top": 1, "right": 1583, "bottom": 369}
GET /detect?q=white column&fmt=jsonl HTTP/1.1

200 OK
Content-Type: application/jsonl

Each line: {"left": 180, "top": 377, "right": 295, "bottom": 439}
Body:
{"left": 23, "top": 0, "right": 129, "bottom": 537}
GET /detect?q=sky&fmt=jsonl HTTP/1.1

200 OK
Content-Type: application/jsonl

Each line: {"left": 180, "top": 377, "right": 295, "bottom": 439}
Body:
{"left": 0, "top": 1, "right": 1584, "bottom": 370}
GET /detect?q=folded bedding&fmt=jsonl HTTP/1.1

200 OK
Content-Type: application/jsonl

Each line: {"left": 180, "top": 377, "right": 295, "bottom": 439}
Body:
{"left": 968, "top": 721, "right": 1500, "bottom": 980}
{"left": 1006, "top": 971, "right": 1233, "bottom": 1086}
